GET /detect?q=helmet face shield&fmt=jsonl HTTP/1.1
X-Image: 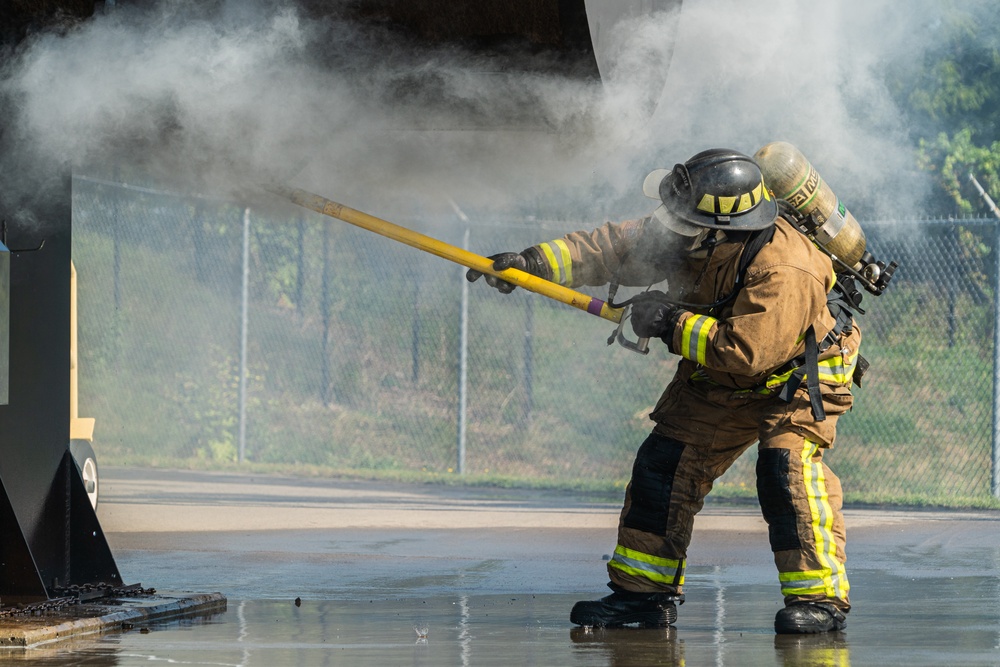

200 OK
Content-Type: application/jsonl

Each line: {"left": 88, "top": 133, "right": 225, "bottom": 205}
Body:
{"left": 643, "top": 169, "right": 701, "bottom": 237}
{"left": 644, "top": 149, "right": 777, "bottom": 232}
{"left": 651, "top": 203, "right": 702, "bottom": 237}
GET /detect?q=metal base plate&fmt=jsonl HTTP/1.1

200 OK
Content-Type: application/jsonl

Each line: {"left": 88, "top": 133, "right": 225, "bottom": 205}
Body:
{"left": 0, "top": 590, "right": 227, "bottom": 648}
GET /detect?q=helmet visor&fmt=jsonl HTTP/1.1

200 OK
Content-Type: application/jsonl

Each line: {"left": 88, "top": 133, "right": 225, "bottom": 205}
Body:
{"left": 642, "top": 169, "right": 671, "bottom": 199}
{"left": 645, "top": 169, "right": 702, "bottom": 236}
{"left": 652, "top": 203, "right": 702, "bottom": 237}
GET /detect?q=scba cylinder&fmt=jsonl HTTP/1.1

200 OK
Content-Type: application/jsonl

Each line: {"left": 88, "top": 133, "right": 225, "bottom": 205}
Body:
{"left": 754, "top": 141, "right": 867, "bottom": 270}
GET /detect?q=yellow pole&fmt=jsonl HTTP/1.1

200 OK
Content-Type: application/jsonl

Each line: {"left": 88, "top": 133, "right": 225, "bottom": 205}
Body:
{"left": 267, "top": 185, "right": 624, "bottom": 324}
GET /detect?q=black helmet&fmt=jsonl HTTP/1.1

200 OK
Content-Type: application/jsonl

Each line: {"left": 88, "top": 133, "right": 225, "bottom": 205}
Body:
{"left": 643, "top": 149, "right": 777, "bottom": 234}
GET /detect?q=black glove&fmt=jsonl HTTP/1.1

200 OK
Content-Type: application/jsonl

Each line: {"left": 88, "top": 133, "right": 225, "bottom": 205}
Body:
{"left": 629, "top": 291, "right": 684, "bottom": 341}
{"left": 466, "top": 247, "right": 549, "bottom": 294}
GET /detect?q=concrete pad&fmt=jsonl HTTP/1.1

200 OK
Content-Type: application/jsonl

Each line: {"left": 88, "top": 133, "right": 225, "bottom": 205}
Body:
{"left": 6, "top": 467, "right": 999, "bottom": 665}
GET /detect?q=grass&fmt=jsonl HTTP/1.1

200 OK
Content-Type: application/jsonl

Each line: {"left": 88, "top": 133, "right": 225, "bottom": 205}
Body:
{"left": 70, "top": 192, "right": 1000, "bottom": 509}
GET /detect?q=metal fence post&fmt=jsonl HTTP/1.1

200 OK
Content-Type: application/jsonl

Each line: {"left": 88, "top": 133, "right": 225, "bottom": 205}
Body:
{"left": 993, "top": 218, "right": 1000, "bottom": 498}
{"left": 411, "top": 281, "right": 420, "bottom": 384}
{"left": 971, "top": 174, "right": 1000, "bottom": 498}
{"left": 524, "top": 295, "right": 534, "bottom": 423}
{"left": 321, "top": 222, "right": 332, "bottom": 405}
{"left": 111, "top": 169, "right": 121, "bottom": 313}
{"left": 238, "top": 207, "right": 250, "bottom": 463}
{"left": 457, "top": 227, "right": 470, "bottom": 475}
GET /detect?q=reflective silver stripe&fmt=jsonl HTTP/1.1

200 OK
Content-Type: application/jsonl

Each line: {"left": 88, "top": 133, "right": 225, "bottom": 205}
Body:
{"left": 775, "top": 442, "right": 850, "bottom": 601}
{"left": 538, "top": 240, "right": 572, "bottom": 286}
{"left": 764, "top": 351, "right": 857, "bottom": 390}
{"left": 779, "top": 572, "right": 828, "bottom": 596}
{"left": 608, "top": 545, "right": 685, "bottom": 586}
{"left": 801, "top": 440, "right": 850, "bottom": 600}
{"left": 553, "top": 239, "right": 572, "bottom": 286}
{"left": 680, "top": 314, "right": 715, "bottom": 365}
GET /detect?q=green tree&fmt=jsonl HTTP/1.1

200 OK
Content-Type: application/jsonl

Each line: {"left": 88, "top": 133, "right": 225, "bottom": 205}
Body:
{"left": 892, "top": 3, "right": 1000, "bottom": 214}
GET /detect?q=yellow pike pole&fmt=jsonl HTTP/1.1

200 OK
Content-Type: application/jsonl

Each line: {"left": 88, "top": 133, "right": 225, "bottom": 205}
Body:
{"left": 267, "top": 185, "right": 624, "bottom": 324}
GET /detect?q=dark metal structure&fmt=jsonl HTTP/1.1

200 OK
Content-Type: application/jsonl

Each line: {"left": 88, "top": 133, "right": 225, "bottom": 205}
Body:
{"left": 0, "top": 0, "right": 682, "bottom": 606}
{"left": 0, "top": 176, "right": 121, "bottom": 605}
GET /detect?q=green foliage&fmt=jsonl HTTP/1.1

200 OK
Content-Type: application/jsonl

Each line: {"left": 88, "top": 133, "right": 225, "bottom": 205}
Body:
{"left": 902, "top": 5, "right": 1000, "bottom": 135}
{"left": 917, "top": 129, "right": 1000, "bottom": 214}
{"left": 890, "top": 4, "right": 1000, "bottom": 214}
{"left": 169, "top": 348, "right": 268, "bottom": 462}
{"left": 72, "top": 180, "right": 1000, "bottom": 508}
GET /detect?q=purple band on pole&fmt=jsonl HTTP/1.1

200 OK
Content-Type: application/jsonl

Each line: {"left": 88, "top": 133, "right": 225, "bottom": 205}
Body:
{"left": 587, "top": 298, "right": 605, "bottom": 316}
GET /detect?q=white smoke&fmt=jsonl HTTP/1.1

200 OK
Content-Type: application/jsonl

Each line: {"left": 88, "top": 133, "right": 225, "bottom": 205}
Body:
{"left": 0, "top": 0, "right": 961, "bottom": 223}
{"left": 642, "top": 0, "right": 937, "bottom": 220}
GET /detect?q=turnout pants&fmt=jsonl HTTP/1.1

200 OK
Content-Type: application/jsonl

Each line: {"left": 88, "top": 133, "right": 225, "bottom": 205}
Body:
{"left": 608, "top": 377, "right": 854, "bottom": 610}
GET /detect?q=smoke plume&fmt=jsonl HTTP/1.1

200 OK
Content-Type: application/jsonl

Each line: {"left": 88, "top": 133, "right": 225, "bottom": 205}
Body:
{"left": 0, "top": 0, "right": 969, "bottom": 224}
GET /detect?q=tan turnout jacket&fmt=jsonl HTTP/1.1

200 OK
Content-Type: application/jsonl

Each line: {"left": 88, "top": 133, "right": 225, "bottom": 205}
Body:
{"left": 538, "top": 215, "right": 860, "bottom": 398}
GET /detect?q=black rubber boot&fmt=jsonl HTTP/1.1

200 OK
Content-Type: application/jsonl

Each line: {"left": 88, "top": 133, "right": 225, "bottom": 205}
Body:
{"left": 774, "top": 602, "right": 847, "bottom": 634}
{"left": 570, "top": 591, "right": 682, "bottom": 628}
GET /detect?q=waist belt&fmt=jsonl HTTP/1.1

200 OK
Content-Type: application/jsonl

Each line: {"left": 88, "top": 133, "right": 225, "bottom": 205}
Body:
{"left": 773, "top": 332, "right": 867, "bottom": 421}
{"left": 774, "top": 282, "right": 865, "bottom": 421}
{"left": 777, "top": 326, "right": 826, "bottom": 421}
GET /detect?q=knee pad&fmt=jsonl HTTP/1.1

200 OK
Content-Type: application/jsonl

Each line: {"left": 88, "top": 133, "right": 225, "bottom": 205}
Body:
{"left": 756, "top": 448, "right": 803, "bottom": 552}
{"left": 623, "top": 433, "right": 685, "bottom": 535}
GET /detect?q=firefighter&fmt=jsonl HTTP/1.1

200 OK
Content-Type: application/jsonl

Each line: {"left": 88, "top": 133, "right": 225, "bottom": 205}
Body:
{"left": 467, "top": 148, "right": 861, "bottom": 634}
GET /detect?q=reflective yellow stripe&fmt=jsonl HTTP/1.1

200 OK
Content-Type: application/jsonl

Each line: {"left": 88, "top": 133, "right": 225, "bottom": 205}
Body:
{"left": 764, "top": 349, "right": 858, "bottom": 390}
{"left": 553, "top": 240, "right": 572, "bottom": 286}
{"left": 680, "top": 314, "right": 715, "bottom": 365}
{"left": 609, "top": 545, "right": 685, "bottom": 586}
{"left": 795, "top": 439, "right": 850, "bottom": 600}
{"left": 779, "top": 569, "right": 830, "bottom": 596}
{"left": 842, "top": 346, "right": 859, "bottom": 373}
{"left": 689, "top": 368, "right": 712, "bottom": 383}
{"left": 538, "top": 240, "right": 573, "bottom": 286}
{"left": 696, "top": 179, "right": 768, "bottom": 214}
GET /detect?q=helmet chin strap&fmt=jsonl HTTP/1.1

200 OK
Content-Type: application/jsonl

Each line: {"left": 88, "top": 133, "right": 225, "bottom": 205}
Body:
{"left": 687, "top": 228, "right": 727, "bottom": 256}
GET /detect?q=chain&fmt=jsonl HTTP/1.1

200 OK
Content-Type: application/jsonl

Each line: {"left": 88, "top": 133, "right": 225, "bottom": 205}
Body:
{"left": 0, "top": 596, "right": 77, "bottom": 618}
{"left": 0, "top": 583, "right": 157, "bottom": 618}
{"left": 50, "top": 583, "right": 156, "bottom": 599}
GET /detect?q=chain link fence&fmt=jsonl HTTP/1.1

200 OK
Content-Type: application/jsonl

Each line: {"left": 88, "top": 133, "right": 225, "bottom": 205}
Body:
{"left": 71, "top": 175, "right": 1000, "bottom": 506}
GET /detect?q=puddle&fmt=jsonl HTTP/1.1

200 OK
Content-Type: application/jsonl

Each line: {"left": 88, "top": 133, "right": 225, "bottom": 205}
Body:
{"left": 6, "top": 571, "right": 999, "bottom": 667}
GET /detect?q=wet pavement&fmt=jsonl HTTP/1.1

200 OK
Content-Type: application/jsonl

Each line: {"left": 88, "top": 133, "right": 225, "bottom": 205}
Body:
{"left": 6, "top": 468, "right": 1000, "bottom": 665}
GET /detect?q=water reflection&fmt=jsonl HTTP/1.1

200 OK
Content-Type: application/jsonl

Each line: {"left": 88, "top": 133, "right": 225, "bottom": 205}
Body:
{"left": 774, "top": 633, "right": 850, "bottom": 667}
{"left": 570, "top": 625, "right": 685, "bottom": 666}
{"left": 0, "top": 643, "right": 121, "bottom": 665}
{"left": 12, "top": 584, "right": 1000, "bottom": 667}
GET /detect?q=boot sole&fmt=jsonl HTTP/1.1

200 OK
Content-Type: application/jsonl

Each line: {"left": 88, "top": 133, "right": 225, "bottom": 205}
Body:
{"left": 774, "top": 622, "right": 845, "bottom": 634}
{"left": 774, "top": 615, "right": 846, "bottom": 634}
{"left": 570, "top": 604, "right": 677, "bottom": 628}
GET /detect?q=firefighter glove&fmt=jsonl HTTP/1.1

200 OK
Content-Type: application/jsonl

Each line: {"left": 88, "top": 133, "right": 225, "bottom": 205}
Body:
{"left": 630, "top": 291, "right": 684, "bottom": 342}
{"left": 465, "top": 247, "right": 550, "bottom": 294}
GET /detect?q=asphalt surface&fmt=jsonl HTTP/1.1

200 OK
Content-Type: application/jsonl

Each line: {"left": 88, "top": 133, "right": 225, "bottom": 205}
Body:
{"left": 10, "top": 467, "right": 1000, "bottom": 665}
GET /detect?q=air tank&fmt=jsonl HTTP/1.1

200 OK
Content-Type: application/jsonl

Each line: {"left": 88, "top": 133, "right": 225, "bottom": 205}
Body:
{"left": 754, "top": 141, "right": 868, "bottom": 270}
